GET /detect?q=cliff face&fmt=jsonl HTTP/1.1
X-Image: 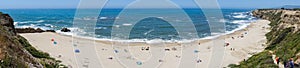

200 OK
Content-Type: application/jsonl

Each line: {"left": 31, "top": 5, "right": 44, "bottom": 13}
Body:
{"left": 229, "top": 9, "right": 300, "bottom": 68}
{"left": 0, "top": 14, "right": 15, "bottom": 34}
{"left": 252, "top": 9, "right": 300, "bottom": 47}
{"left": 0, "top": 13, "right": 63, "bottom": 68}
{"left": 0, "top": 13, "right": 43, "bottom": 67}
{"left": 253, "top": 9, "right": 300, "bottom": 31}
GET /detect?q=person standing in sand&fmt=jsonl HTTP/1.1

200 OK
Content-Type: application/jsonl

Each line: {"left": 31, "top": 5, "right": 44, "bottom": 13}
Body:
{"left": 290, "top": 58, "right": 295, "bottom": 68}
{"left": 276, "top": 57, "right": 280, "bottom": 65}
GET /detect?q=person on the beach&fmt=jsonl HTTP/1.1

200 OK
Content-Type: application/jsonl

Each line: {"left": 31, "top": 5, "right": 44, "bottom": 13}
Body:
{"left": 145, "top": 47, "right": 149, "bottom": 51}
{"left": 284, "top": 60, "right": 287, "bottom": 68}
{"left": 225, "top": 42, "right": 230, "bottom": 47}
{"left": 196, "top": 59, "right": 202, "bottom": 63}
{"left": 276, "top": 57, "right": 280, "bottom": 64}
{"left": 241, "top": 34, "right": 244, "bottom": 38}
{"left": 290, "top": 58, "right": 295, "bottom": 68}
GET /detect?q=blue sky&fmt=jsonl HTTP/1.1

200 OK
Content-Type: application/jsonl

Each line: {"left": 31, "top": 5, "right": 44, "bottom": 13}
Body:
{"left": 0, "top": 0, "right": 300, "bottom": 9}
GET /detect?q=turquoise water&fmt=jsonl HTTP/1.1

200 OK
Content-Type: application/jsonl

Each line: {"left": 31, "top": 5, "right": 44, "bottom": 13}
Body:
{"left": 0, "top": 9, "right": 257, "bottom": 41}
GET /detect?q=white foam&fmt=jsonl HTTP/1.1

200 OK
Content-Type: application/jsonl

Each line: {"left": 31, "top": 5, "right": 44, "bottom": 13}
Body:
{"left": 14, "top": 22, "right": 18, "bottom": 26}
{"left": 122, "top": 23, "right": 132, "bottom": 26}
{"left": 95, "top": 27, "right": 107, "bottom": 30}
{"left": 36, "top": 20, "right": 45, "bottom": 23}
{"left": 231, "top": 20, "right": 250, "bottom": 24}
{"left": 232, "top": 15, "right": 248, "bottom": 18}
{"left": 144, "top": 29, "right": 154, "bottom": 35}
{"left": 146, "top": 39, "right": 164, "bottom": 44}
{"left": 157, "top": 17, "right": 164, "bottom": 19}
{"left": 232, "top": 12, "right": 250, "bottom": 19}
{"left": 45, "top": 24, "right": 55, "bottom": 28}
{"left": 114, "top": 25, "right": 120, "bottom": 28}
{"left": 15, "top": 24, "right": 51, "bottom": 30}
{"left": 99, "top": 17, "right": 107, "bottom": 19}
{"left": 219, "top": 19, "right": 227, "bottom": 23}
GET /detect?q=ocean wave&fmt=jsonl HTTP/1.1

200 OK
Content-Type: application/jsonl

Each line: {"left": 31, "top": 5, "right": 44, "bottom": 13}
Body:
{"left": 14, "top": 20, "right": 45, "bottom": 25}
{"left": 219, "top": 19, "right": 227, "bottom": 23}
{"left": 15, "top": 24, "right": 51, "bottom": 30}
{"left": 54, "top": 19, "right": 257, "bottom": 44}
{"left": 122, "top": 23, "right": 132, "bottom": 26}
{"left": 231, "top": 20, "right": 251, "bottom": 24}
{"left": 44, "top": 24, "right": 55, "bottom": 28}
{"left": 95, "top": 27, "right": 107, "bottom": 30}
{"left": 99, "top": 17, "right": 107, "bottom": 19}
{"left": 231, "top": 12, "right": 250, "bottom": 19}
{"left": 232, "top": 15, "right": 248, "bottom": 18}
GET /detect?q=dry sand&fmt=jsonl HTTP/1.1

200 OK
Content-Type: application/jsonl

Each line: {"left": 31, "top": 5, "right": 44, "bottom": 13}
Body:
{"left": 20, "top": 20, "right": 270, "bottom": 68}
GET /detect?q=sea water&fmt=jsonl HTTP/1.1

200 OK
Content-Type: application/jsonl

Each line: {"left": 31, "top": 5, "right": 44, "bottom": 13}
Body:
{"left": 0, "top": 8, "right": 257, "bottom": 42}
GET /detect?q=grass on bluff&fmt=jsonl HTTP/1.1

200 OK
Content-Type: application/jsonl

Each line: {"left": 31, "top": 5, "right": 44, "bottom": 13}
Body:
{"left": 17, "top": 35, "right": 68, "bottom": 68}
{"left": 17, "top": 35, "right": 53, "bottom": 59}
{"left": 229, "top": 10, "right": 300, "bottom": 67}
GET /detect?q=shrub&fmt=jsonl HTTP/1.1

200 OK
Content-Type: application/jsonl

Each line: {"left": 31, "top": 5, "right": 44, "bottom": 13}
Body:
{"left": 17, "top": 35, "right": 52, "bottom": 59}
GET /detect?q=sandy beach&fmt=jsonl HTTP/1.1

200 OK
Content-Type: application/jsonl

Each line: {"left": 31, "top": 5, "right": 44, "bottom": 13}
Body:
{"left": 20, "top": 20, "right": 270, "bottom": 68}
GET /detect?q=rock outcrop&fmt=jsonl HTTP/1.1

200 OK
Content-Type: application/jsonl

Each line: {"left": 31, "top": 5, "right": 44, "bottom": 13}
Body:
{"left": 0, "top": 12, "right": 63, "bottom": 68}
{"left": 16, "top": 28, "right": 45, "bottom": 33}
{"left": 253, "top": 9, "right": 300, "bottom": 31}
{"left": 15, "top": 28, "right": 56, "bottom": 33}
{"left": 0, "top": 14, "right": 15, "bottom": 34}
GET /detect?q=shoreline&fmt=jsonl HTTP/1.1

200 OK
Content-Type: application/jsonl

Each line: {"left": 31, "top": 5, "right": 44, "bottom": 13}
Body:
{"left": 45, "top": 21, "right": 255, "bottom": 44}
{"left": 19, "top": 19, "right": 270, "bottom": 68}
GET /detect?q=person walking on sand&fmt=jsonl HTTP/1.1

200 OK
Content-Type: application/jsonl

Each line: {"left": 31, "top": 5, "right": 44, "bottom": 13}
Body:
{"left": 276, "top": 57, "right": 280, "bottom": 65}
{"left": 290, "top": 58, "right": 295, "bottom": 68}
{"left": 284, "top": 60, "right": 288, "bottom": 68}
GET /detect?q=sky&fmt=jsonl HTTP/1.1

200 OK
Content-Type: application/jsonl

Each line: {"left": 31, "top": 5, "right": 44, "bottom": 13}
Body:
{"left": 0, "top": 0, "right": 300, "bottom": 9}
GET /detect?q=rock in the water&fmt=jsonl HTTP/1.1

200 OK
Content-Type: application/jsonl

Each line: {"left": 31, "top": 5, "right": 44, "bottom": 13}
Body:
{"left": 61, "top": 28, "right": 71, "bottom": 32}
{"left": 46, "top": 30, "right": 56, "bottom": 32}
{"left": 16, "top": 28, "right": 45, "bottom": 33}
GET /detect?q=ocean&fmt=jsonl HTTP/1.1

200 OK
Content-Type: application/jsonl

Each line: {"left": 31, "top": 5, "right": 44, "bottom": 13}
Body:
{"left": 0, "top": 9, "right": 257, "bottom": 42}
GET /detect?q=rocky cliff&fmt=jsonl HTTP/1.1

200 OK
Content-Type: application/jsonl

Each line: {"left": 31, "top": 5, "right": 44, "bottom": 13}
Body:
{"left": 229, "top": 9, "right": 300, "bottom": 68}
{"left": 0, "top": 12, "right": 64, "bottom": 68}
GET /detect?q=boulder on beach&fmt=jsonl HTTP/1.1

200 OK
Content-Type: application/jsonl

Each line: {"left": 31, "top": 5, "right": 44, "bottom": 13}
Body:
{"left": 61, "top": 28, "right": 71, "bottom": 32}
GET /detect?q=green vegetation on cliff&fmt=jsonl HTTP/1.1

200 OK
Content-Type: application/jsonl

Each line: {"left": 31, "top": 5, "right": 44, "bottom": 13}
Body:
{"left": 229, "top": 9, "right": 300, "bottom": 68}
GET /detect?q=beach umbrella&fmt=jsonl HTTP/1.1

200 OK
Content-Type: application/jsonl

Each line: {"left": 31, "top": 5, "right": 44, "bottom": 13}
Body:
{"left": 51, "top": 38, "right": 54, "bottom": 41}
{"left": 75, "top": 49, "right": 80, "bottom": 53}
{"left": 114, "top": 50, "right": 119, "bottom": 53}
{"left": 53, "top": 41, "right": 57, "bottom": 45}
{"left": 194, "top": 50, "right": 199, "bottom": 53}
{"left": 136, "top": 61, "right": 142, "bottom": 65}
